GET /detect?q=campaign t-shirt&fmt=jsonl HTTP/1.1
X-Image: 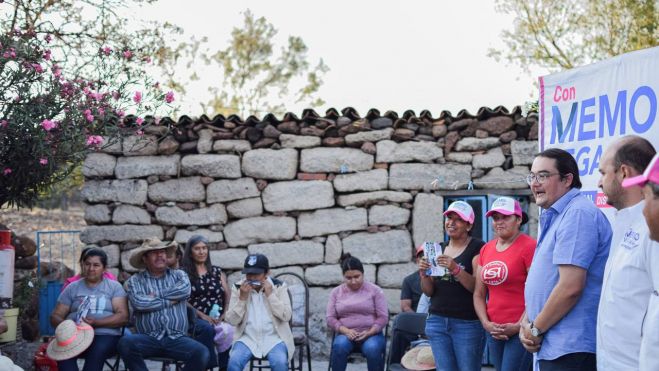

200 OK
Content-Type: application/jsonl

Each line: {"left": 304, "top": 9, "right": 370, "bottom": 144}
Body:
{"left": 479, "top": 233, "right": 536, "bottom": 324}
{"left": 58, "top": 277, "right": 126, "bottom": 335}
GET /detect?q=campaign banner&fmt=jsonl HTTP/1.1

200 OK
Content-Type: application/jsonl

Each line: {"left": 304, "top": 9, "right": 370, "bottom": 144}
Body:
{"left": 539, "top": 46, "right": 659, "bottom": 214}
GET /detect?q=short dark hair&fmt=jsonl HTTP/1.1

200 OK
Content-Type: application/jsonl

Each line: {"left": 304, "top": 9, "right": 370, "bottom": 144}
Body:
{"left": 536, "top": 148, "right": 582, "bottom": 189}
{"left": 82, "top": 248, "right": 108, "bottom": 268}
{"left": 340, "top": 253, "right": 364, "bottom": 274}
{"left": 613, "top": 136, "right": 656, "bottom": 174}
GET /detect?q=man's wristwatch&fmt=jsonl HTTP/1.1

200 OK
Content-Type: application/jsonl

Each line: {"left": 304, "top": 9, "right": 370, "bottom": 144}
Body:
{"left": 530, "top": 322, "right": 543, "bottom": 337}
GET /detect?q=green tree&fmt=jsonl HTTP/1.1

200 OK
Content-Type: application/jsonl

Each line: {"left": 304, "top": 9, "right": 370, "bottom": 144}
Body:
{"left": 490, "top": 0, "right": 658, "bottom": 73}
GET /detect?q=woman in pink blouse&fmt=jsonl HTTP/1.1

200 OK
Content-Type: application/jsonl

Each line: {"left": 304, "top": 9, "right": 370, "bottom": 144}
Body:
{"left": 326, "top": 254, "right": 388, "bottom": 371}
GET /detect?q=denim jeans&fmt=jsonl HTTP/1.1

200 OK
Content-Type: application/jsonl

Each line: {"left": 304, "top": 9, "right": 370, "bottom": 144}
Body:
{"left": 57, "top": 335, "right": 120, "bottom": 371}
{"left": 117, "top": 333, "right": 209, "bottom": 371}
{"left": 228, "top": 341, "right": 288, "bottom": 371}
{"left": 330, "top": 333, "right": 385, "bottom": 371}
{"left": 193, "top": 318, "right": 218, "bottom": 368}
{"left": 538, "top": 352, "right": 596, "bottom": 371}
{"left": 425, "top": 314, "right": 485, "bottom": 371}
{"left": 487, "top": 333, "right": 532, "bottom": 371}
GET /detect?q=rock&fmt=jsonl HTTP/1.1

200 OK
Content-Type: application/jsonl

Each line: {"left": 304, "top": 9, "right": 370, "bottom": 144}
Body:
{"left": 98, "top": 244, "right": 120, "bottom": 268}
{"left": 368, "top": 205, "right": 410, "bottom": 226}
{"left": 305, "top": 264, "right": 344, "bottom": 286}
{"left": 82, "top": 153, "right": 116, "bottom": 177}
{"left": 148, "top": 177, "right": 205, "bottom": 202}
{"left": 123, "top": 135, "right": 158, "bottom": 156}
{"left": 392, "top": 128, "right": 415, "bottom": 141}
{"left": 100, "top": 136, "right": 122, "bottom": 154}
{"left": 280, "top": 134, "right": 321, "bottom": 148}
{"left": 252, "top": 138, "right": 277, "bottom": 149}
{"left": 223, "top": 216, "right": 297, "bottom": 247}
{"left": 210, "top": 248, "right": 248, "bottom": 270}
{"left": 15, "top": 255, "right": 37, "bottom": 269}
{"left": 448, "top": 118, "right": 476, "bottom": 131}
{"left": 345, "top": 128, "right": 393, "bottom": 144}
{"left": 248, "top": 240, "right": 324, "bottom": 267}
{"left": 299, "top": 126, "right": 324, "bottom": 137}
{"left": 174, "top": 229, "right": 224, "bottom": 243}
{"left": 197, "top": 129, "right": 214, "bottom": 153}
{"left": 13, "top": 235, "right": 36, "bottom": 258}
{"left": 361, "top": 142, "right": 376, "bottom": 155}
{"left": 158, "top": 135, "right": 180, "bottom": 155}
{"left": 377, "top": 262, "right": 418, "bottom": 288}
{"left": 322, "top": 137, "right": 345, "bottom": 147}
{"left": 454, "top": 137, "right": 500, "bottom": 151}
{"left": 84, "top": 204, "right": 112, "bottom": 224}
{"left": 242, "top": 148, "right": 298, "bottom": 180}
{"left": 207, "top": 178, "right": 259, "bottom": 203}
{"left": 226, "top": 197, "right": 264, "bottom": 219}
{"left": 473, "top": 147, "right": 506, "bottom": 169}
{"left": 115, "top": 155, "right": 179, "bottom": 179}
{"left": 432, "top": 125, "right": 448, "bottom": 138}
{"left": 181, "top": 154, "right": 241, "bottom": 178}
{"left": 511, "top": 140, "right": 538, "bottom": 166}
{"left": 324, "top": 234, "right": 342, "bottom": 263}
{"left": 82, "top": 179, "right": 148, "bottom": 205}
{"left": 277, "top": 121, "right": 300, "bottom": 134}
{"left": 528, "top": 122, "right": 539, "bottom": 140}
{"left": 371, "top": 118, "right": 393, "bottom": 129}
{"left": 479, "top": 116, "right": 514, "bottom": 135}
{"left": 212, "top": 140, "right": 252, "bottom": 153}
{"left": 376, "top": 140, "right": 443, "bottom": 163}
{"left": 383, "top": 288, "right": 402, "bottom": 314}
{"left": 263, "top": 125, "right": 282, "bottom": 139}
{"left": 389, "top": 163, "right": 471, "bottom": 191}
{"left": 155, "top": 204, "right": 227, "bottom": 226}
{"left": 475, "top": 129, "right": 489, "bottom": 138}
{"left": 459, "top": 121, "right": 479, "bottom": 137}
{"left": 337, "top": 191, "right": 413, "bottom": 207}
{"left": 262, "top": 180, "right": 334, "bottom": 212}
{"left": 443, "top": 131, "right": 460, "bottom": 152}
{"left": 298, "top": 208, "right": 367, "bottom": 237}
{"left": 81, "top": 225, "right": 163, "bottom": 244}
{"left": 333, "top": 169, "right": 388, "bottom": 192}
{"left": 112, "top": 205, "right": 151, "bottom": 225}
{"left": 412, "top": 193, "right": 444, "bottom": 247}
{"left": 342, "top": 230, "right": 412, "bottom": 264}
{"left": 446, "top": 152, "right": 473, "bottom": 164}
{"left": 471, "top": 168, "right": 486, "bottom": 178}
{"left": 473, "top": 166, "right": 529, "bottom": 189}
{"left": 499, "top": 130, "right": 517, "bottom": 143}
{"left": 300, "top": 148, "right": 374, "bottom": 173}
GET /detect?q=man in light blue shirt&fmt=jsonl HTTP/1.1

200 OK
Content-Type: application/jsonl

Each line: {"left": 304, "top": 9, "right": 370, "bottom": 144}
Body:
{"left": 520, "top": 148, "right": 612, "bottom": 371}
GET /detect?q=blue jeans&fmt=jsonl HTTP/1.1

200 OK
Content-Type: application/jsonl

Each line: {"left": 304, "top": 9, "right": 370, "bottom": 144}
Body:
{"left": 228, "top": 340, "right": 288, "bottom": 371}
{"left": 487, "top": 333, "right": 532, "bottom": 371}
{"left": 117, "top": 333, "right": 209, "bottom": 371}
{"left": 57, "top": 335, "right": 120, "bottom": 371}
{"left": 425, "top": 314, "right": 485, "bottom": 371}
{"left": 193, "top": 318, "right": 218, "bottom": 368}
{"left": 330, "top": 333, "right": 385, "bottom": 371}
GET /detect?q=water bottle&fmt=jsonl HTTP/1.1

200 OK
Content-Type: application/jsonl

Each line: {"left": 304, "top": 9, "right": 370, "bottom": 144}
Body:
{"left": 209, "top": 304, "right": 220, "bottom": 320}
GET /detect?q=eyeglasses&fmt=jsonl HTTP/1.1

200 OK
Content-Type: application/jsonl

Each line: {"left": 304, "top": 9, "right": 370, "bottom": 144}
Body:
{"left": 526, "top": 172, "right": 560, "bottom": 185}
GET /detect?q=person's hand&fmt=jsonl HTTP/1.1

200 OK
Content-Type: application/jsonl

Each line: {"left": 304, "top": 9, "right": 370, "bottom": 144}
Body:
{"left": 354, "top": 328, "right": 375, "bottom": 342}
{"left": 519, "top": 322, "right": 542, "bottom": 353}
{"left": 340, "top": 326, "right": 359, "bottom": 341}
{"left": 239, "top": 280, "right": 252, "bottom": 301}
{"left": 82, "top": 317, "right": 96, "bottom": 327}
{"left": 261, "top": 278, "right": 273, "bottom": 297}
{"left": 499, "top": 323, "right": 521, "bottom": 338}
{"left": 484, "top": 321, "right": 508, "bottom": 340}
{"left": 199, "top": 312, "right": 219, "bottom": 325}
{"left": 418, "top": 257, "right": 431, "bottom": 278}
{"left": 437, "top": 254, "right": 458, "bottom": 271}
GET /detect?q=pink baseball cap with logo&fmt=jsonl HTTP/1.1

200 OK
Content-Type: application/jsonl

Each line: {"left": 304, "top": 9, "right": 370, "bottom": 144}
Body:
{"left": 443, "top": 200, "right": 475, "bottom": 224}
{"left": 622, "top": 154, "right": 659, "bottom": 188}
{"left": 486, "top": 197, "right": 522, "bottom": 218}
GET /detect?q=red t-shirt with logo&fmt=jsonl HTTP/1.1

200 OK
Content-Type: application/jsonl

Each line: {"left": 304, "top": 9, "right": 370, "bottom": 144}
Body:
{"left": 479, "top": 233, "right": 536, "bottom": 324}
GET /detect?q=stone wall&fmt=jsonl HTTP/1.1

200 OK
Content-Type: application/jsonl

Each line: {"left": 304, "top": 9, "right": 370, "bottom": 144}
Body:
{"left": 81, "top": 107, "right": 539, "bottom": 356}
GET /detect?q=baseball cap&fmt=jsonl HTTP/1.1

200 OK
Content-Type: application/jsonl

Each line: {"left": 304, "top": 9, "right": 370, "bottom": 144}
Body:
{"left": 622, "top": 154, "right": 659, "bottom": 188}
{"left": 486, "top": 197, "right": 529, "bottom": 225}
{"left": 242, "top": 253, "right": 269, "bottom": 274}
{"left": 415, "top": 245, "right": 425, "bottom": 257}
{"left": 443, "top": 200, "right": 475, "bottom": 224}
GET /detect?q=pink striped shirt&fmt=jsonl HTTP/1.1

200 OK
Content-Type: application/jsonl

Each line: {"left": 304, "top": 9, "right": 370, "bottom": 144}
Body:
{"left": 326, "top": 281, "right": 388, "bottom": 333}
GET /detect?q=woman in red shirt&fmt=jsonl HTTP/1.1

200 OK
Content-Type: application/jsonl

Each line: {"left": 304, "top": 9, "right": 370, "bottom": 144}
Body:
{"left": 474, "top": 197, "right": 535, "bottom": 371}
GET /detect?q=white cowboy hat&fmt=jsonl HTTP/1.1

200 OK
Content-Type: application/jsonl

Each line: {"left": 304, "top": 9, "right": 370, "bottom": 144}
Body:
{"left": 46, "top": 320, "right": 94, "bottom": 361}
{"left": 400, "top": 345, "right": 435, "bottom": 370}
{"left": 129, "top": 237, "right": 177, "bottom": 270}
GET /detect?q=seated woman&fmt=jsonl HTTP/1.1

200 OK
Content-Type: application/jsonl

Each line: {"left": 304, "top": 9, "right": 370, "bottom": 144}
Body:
{"left": 62, "top": 247, "right": 116, "bottom": 291}
{"left": 50, "top": 248, "right": 128, "bottom": 371}
{"left": 327, "top": 254, "right": 388, "bottom": 371}
{"left": 181, "top": 235, "right": 231, "bottom": 369}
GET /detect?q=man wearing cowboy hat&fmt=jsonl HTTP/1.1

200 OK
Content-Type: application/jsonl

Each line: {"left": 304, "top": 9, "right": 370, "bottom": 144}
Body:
{"left": 117, "top": 238, "right": 210, "bottom": 371}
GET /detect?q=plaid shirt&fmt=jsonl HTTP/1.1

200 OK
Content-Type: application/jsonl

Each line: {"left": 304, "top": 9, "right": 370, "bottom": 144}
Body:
{"left": 125, "top": 268, "right": 191, "bottom": 339}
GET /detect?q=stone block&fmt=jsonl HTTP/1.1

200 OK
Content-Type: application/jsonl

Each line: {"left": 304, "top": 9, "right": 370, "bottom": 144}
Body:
{"left": 115, "top": 155, "right": 179, "bottom": 179}
{"left": 344, "top": 128, "right": 393, "bottom": 144}
{"left": 300, "top": 148, "right": 374, "bottom": 173}
{"left": 197, "top": 129, "right": 214, "bottom": 154}
{"left": 82, "top": 180, "right": 148, "bottom": 205}
{"left": 210, "top": 248, "right": 248, "bottom": 270}
{"left": 376, "top": 140, "right": 443, "bottom": 163}
{"left": 389, "top": 163, "right": 471, "bottom": 191}
{"left": 248, "top": 240, "right": 324, "bottom": 267}
{"left": 337, "top": 191, "right": 413, "bottom": 207}
{"left": 84, "top": 204, "right": 111, "bottom": 224}
{"left": 473, "top": 147, "right": 506, "bottom": 169}
{"left": 333, "top": 169, "right": 388, "bottom": 192}
{"left": 148, "top": 177, "right": 205, "bottom": 202}
{"left": 181, "top": 154, "right": 241, "bottom": 178}
{"left": 412, "top": 193, "right": 444, "bottom": 247}
{"left": 280, "top": 134, "right": 321, "bottom": 148}
{"left": 368, "top": 205, "right": 410, "bottom": 226}
{"left": 99, "top": 136, "right": 122, "bottom": 154}
{"left": 242, "top": 148, "right": 298, "bottom": 180}
{"left": 121, "top": 249, "right": 140, "bottom": 272}
{"left": 446, "top": 152, "right": 473, "bottom": 164}
{"left": 224, "top": 216, "right": 297, "bottom": 247}
{"left": 123, "top": 135, "right": 158, "bottom": 156}
{"left": 207, "top": 178, "right": 259, "bottom": 203}
{"left": 511, "top": 140, "right": 538, "bottom": 166}
{"left": 454, "top": 137, "right": 500, "bottom": 151}
{"left": 98, "top": 244, "right": 120, "bottom": 268}
{"left": 377, "top": 263, "right": 418, "bottom": 288}
{"left": 174, "top": 229, "right": 224, "bottom": 243}
{"left": 226, "top": 197, "right": 263, "bottom": 219}
{"left": 262, "top": 181, "right": 334, "bottom": 212}
{"left": 112, "top": 205, "right": 151, "bottom": 225}
{"left": 305, "top": 264, "right": 343, "bottom": 286}
{"left": 81, "top": 225, "right": 163, "bottom": 244}
{"left": 213, "top": 140, "right": 252, "bottom": 153}
{"left": 155, "top": 204, "right": 227, "bottom": 226}
{"left": 473, "top": 166, "right": 529, "bottom": 189}
{"left": 324, "top": 234, "right": 342, "bottom": 263}
{"left": 82, "top": 153, "right": 116, "bottom": 177}
{"left": 342, "top": 230, "right": 412, "bottom": 264}
{"left": 383, "top": 288, "right": 402, "bottom": 314}
{"left": 298, "top": 208, "right": 367, "bottom": 237}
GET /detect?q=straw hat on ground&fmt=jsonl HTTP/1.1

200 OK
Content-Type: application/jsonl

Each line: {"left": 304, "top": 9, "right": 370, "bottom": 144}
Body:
{"left": 400, "top": 345, "right": 435, "bottom": 370}
{"left": 129, "top": 238, "right": 177, "bottom": 270}
{"left": 46, "top": 320, "right": 94, "bottom": 361}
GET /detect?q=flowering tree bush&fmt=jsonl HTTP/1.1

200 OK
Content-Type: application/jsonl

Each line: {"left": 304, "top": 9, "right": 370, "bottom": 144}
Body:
{"left": 0, "top": 29, "right": 175, "bottom": 208}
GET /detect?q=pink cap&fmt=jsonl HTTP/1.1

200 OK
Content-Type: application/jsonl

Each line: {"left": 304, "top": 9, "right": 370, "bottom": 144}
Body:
{"left": 443, "top": 201, "right": 475, "bottom": 224}
{"left": 623, "top": 154, "right": 659, "bottom": 188}
{"left": 415, "top": 245, "right": 425, "bottom": 257}
{"left": 486, "top": 197, "right": 522, "bottom": 218}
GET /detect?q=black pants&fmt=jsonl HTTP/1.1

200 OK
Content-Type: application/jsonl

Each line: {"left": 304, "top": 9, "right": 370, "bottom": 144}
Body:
{"left": 388, "top": 331, "right": 421, "bottom": 364}
{"left": 539, "top": 352, "right": 596, "bottom": 371}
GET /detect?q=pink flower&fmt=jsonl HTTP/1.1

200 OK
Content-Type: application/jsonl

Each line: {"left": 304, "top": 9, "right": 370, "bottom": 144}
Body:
{"left": 86, "top": 135, "right": 104, "bottom": 147}
{"left": 136, "top": 117, "right": 144, "bottom": 126}
{"left": 123, "top": 50, "right": 133, "bottom": 59}
{"left": 53, "top": 66, "right": 62, "bottom": 78}
{"left": 0, "top": 120, "right": 7, "bottom": 128}
{"left": 165, "top": 91, "right": 175, "bottom": 103}
{"left": 41, "top": 119, "right": 57, "bottom": 131}
{"left": 112, "top": 91, "right": 120, "bottom": 100}
{"left": 98, "top": 108, "right": 105, "bottom": 116}
{"left": 116, "top": 109, "right": 125, "bottom": 117}
{"left": 45, "top": 34, "right": 52, "bottom": 43}
{"left": 86, "top": 114, "right": 94, "bottom": 123}
{"left": 32, "top": 63, "right": 43, "bottom": 73}
{"left": 101, "top": 46, "right": 112, "bottom": 56}
{"left": 43, "top": 50, "right": 51, "bottom": 60}
{"left": 133, "top": 91, "right": 142, "bottom": 104}
{"left": 143, "top": 56, "right": 152, "bottom": 63}
{"left": 2, "top": 168, "right": 11, "bottom": 176}
{"left": 136, "top": 130, "right": 144, "bottom": 136}
{"left": 39, "top": 158, "right": 48, "bottom": 166}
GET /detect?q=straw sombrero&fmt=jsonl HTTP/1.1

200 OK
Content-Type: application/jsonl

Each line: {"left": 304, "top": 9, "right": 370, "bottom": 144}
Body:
{"left": 129, "top": 238, "right": 177, "bottom": 270}
{"left": 400, "top": 345, "right": 435, "bottom": 370}
{"left": 46, "top": 320, "right": 94, "bottom": 361}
